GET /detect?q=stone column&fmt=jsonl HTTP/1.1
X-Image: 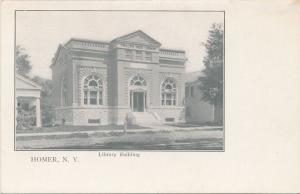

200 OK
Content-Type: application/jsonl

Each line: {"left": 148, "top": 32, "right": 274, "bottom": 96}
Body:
{"left": 35, "top": 97, "right": 41, "bottom": 127}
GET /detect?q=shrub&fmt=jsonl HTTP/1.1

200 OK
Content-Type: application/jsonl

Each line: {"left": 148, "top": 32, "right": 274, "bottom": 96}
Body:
{"left": 16, "top": 107, "right": 36, "bottom": 130}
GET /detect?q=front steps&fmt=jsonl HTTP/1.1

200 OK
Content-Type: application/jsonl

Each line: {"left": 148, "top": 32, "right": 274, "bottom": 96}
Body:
{"left": 130, "top": 112, "right": 161, "bottom": 125}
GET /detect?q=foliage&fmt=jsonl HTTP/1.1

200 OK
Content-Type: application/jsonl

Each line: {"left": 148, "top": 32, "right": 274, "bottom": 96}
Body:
{"left": 16, "top": 45, "right": 32, "bottom": 76}
{"left": 32, "top": 76, "right": 54, "bottom": 126}
{"left": 199, "top": 23, "right": 224, "bottom": 106}
{"left": 15, "top": 45, "right": 54, "bottom": 126}
{"left": 16, "top": 107, "right": 36, "bottom": 130}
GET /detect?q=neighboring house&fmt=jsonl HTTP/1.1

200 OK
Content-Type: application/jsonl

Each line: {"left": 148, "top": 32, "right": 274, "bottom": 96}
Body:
{"left": 51, "top": 30, "right": 187, "bottom": 126}
{"left": 16, "top": 73, "right": 42, "bottom": 127}
{"left": 185, "top": 71, "right": 223, "bottom": 123}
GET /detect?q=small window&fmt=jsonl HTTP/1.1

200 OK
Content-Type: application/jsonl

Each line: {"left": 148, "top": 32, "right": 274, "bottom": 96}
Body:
{"left": 88, "top": 119, "right": 101, "bottom": 124}
{"left": 145, "top": 52, "right": 152, "bottom": 62}
{"left": 165, "top": 118, "right": 175, "bottom": 122}
{"left": 136, "top": 51, "right": 143, "bottom": 60}
{"left": 125, "top": 50, "right": 133, "bottom": 60}
{"left": 136, "top": 45, "right": 143, "bottom": 49}
{"left": 146, "top": 46, "right": 155, "bottom": 50}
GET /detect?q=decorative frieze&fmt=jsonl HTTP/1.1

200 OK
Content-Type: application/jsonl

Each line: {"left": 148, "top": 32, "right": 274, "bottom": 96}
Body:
{"left": 119, "top": 42, "right": 157, "bottom": 51}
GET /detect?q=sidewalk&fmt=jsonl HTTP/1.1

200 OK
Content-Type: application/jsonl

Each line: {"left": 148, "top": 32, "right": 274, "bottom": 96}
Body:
{"left": 16, "top": 125, "right": 222, "bottom": 137}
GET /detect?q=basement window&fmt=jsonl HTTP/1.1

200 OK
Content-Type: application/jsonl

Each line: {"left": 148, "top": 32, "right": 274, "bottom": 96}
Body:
{"left": 88, "top": 119, "right": 101, "bottom": 124}
{"left": 165, "top": 118, "right": 175, "bottom": 122}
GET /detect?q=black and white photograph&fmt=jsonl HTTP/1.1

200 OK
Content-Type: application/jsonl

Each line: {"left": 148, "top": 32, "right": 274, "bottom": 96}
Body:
{"left": 15, "top": 10, "right": 224, "bottom": 150}
{"left": 2, "top": 0, "right": 300, "bottom": 193}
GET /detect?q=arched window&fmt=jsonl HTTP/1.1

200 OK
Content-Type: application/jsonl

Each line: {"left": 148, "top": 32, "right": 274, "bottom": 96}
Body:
{"left": 161, "top": 78, "right": 177, "bottom": 106}
{"left": 130, "top": 75, "right": 146, "bottom": 87}
{"left": 83, "top": 75, "right": 103, "bottom": 105}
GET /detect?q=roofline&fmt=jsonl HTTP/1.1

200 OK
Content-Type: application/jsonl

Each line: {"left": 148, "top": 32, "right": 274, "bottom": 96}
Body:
{"left": 111, "top": 30, "right": 161, "bottom": 46}
{"left": 65, "top": 38, "right": 110, "bottom": 46}
{"left": 160, "top": 48, "right": 186, "bottom": 53}
{"left": 16, "top": 73, "right": 42, "bottom": 90}
{"left": 159, "top": 57, "right": 187, "bottom": 62}
{"left": 50, "top": 44, "right": 63, "bottom": 69}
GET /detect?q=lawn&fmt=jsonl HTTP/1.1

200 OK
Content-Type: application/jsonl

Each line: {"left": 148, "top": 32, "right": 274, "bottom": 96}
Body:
{"left": 167, "top": 121, "right": 223, "bottom": 128}
{"left": 16, "top": 128, "right": 224, "bottom": 150}
{"left": 16, "top": 124, "right": 150, "bottom": 134}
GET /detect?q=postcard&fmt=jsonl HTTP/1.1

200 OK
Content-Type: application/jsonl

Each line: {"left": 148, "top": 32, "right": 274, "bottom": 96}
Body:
{"left": 1, "top": 0, "right": 300, "bottom": 193}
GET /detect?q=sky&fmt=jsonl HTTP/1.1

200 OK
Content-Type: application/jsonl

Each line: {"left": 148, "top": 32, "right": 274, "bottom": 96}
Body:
{"left": 16, "top": 11, "right": 224, "bottom": 79}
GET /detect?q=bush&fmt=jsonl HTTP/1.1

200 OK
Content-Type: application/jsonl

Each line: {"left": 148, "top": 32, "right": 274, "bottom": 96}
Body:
{"left": 16, "top": 107, "right": 36, "bottom": 130}
{"left": 125, "top": 112, "right": 136, "bottom": 125}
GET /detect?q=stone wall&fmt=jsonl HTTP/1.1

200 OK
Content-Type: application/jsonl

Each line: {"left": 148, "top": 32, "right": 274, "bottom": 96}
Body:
{"left": 114, "top": 106, "right": 132, "bottom": 125}
{"left": 72, "top": 107, "right": 110, "bottom": 125}
{"left": 55, "top": 107, "right": 73, "bottom": 125}
{"left": 51, "top": 46, "right": 74, "bottom": 107}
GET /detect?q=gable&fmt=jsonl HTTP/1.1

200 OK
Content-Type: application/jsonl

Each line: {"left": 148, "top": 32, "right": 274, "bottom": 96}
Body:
{"left": 16, "top": 74, "right": 41, "bottom": 90}
{"left": 123, "top": 35, "right": 155, "bottom": 45}
{"left": 112, "top": 30, "right": 161, "bottom": 46}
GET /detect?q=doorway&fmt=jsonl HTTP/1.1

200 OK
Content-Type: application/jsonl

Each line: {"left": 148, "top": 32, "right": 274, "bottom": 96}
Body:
{"left": 131, "top": 91, "right": 146, "bottom": 112}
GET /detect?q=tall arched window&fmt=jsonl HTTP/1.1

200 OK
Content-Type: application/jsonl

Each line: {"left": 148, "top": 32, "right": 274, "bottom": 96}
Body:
{"left": 83, "top": 75, "right": 103, "bottom": 105}
{"left": 161, "top": 78, "right": 177, "bottom": 106}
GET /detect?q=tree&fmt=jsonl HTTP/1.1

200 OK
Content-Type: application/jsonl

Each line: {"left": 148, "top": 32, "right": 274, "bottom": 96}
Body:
{"left": 199, "top": 23, "right": 224, "bottom": 106}
{"left": 31, "top": 76, "right": 54, "bottom": 126}
{"left": 16, "top": 45, "right": 32, "bottom": 76}
{"left": 15, "top": 45, "right": 54, "bottom": 127}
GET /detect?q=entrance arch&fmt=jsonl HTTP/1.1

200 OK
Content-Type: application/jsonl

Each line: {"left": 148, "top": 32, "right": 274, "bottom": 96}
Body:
{"left": 129, "top": 75, "right": 147, "bottom": 112}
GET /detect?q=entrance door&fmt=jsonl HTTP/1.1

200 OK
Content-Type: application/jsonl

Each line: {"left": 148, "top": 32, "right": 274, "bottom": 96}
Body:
{"left": 132, "top": 91, "right": 145, "bottom": 112}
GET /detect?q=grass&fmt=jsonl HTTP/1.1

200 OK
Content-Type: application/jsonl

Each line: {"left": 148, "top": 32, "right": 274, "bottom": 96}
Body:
{"left": 167, "top": 122, "right": 223, "bottom": 128}
{"left": 16, "top": 124, "right": 150, "bottom": 134}
{"left": 44, "top": 137, "right": 223, "bottom": 150}
{"left": 16, "top": 129, "right": 171, "bottom": 141}
{"left": 16, "top": 129, "right": 224, "bottom": 150}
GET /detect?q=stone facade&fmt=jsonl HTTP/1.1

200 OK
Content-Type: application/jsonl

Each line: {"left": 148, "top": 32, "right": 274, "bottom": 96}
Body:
{"left": 51, "top": 30, "right": 186, "bottom": 126}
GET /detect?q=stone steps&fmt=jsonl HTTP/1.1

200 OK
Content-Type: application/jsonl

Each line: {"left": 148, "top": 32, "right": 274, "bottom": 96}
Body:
{"left": 131, "top": 112, "right": 161, "bottom": 125}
